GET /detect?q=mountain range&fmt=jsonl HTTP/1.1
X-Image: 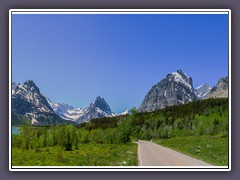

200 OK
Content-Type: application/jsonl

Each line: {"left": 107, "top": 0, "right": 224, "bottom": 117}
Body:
{"left": 12, "top": 80, "right": 77, "bottom": 126}
{"left": 47, "top": 96, "right": 117, "bottom": 124}
{"left": 12, "top": 80, "right": 125, "bottom": 125}
{"left": 11, "top": 70, "right": 228, "bottom": 125}
{"left": 138, "top": 70, "right": 228, "bottom": 112}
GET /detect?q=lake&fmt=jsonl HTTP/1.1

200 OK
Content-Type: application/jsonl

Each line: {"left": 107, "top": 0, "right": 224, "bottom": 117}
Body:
{"left": 12, "top": 127, "right": 20, "bottom": 135}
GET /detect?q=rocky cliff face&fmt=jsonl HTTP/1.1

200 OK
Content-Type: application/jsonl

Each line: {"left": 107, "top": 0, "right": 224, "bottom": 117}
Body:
{"left": 206, "top": 77, "right": 228, "bottom": 98}
{"left": 12, "top": 80, "right": 117, "bottom": 124}
{"left": 12, "top": 80, "right": 54, "bottom": 115}
{"left": 75, "top": 96, "right": 115, "bottom": 124}
{"left": 12, "top": 80, "right": 76, "bottom": 126}
{"left": 47, "top": 96, "right": 116, "bottom": 123}
{"left": 139, "top": 70, "right": 197, "bottom": 112}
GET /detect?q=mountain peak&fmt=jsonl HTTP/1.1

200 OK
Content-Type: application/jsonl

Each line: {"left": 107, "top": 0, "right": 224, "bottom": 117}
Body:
{"left": 139, "top": 70, "right": 197, "bottom": 112}
{"left": 75, "top": 96, "right": 114, "bottom": 123}
{"left": 93, "top": 96, "right": 106, "bottom": 106}
{"left": 47, "top": 96, "right": 115, "bottom": 124}
{"left": 95, "top": 96, "right": 103, "bottom": 101}
{"left": 23, "top": 79, "right": 35, "bottom": 86}
{"left": 206, "top": 76, "right": 228, "bottom": 99}
{"left": 176, "top": 69, "right": 184, "bottom": 74}
{"left": 217, "top": 76, "right": 228, "bottom": 90}
{"left": 167, "top": 70, "right": 193, "bottom": 91}
{"left": 11, "top": 79, "right": 59, "bottom": 125}
{"left": 176, "top": 69, "right": 190, "bottom": 78}
{"left": 91, "top": 96, "right": 111, "bottom": 112}
{"left": 22, "top": 80, "right": 40, "bottom": 93}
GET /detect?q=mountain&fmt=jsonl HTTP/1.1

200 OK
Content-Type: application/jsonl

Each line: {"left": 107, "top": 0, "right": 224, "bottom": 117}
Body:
{"left": 47, "top": 96, "right": 116, "bottom": 124}
{"left": 195, "top": 83, "right": 211, "bottom": 99}
{"left": 139, "top": 70, "right": 197, "bottom": 112}
{"left": 12, "top": 80, "right": 76, "bottom": 126}
{"left": 75, "top": 96, "right": 116, "bottom": 124}
{"left": 120, "top": 108, "right": 131, "bottom": 115}
{"left": 12, "top": 80, "right": 53, "bottom": 115}
{"left": 206, "top": 76, "right": 228, "bottom": 99}
{"left": 12, "top": 74, "right": 228, "bottom": 125}
{"left": 12, "top": 82, "right": 20, "bottom": 90}
{"left": 46, "top": 98, "right": 85, "bottom": 121}
{"left": 12, "top": 80, "right": 117, "bottom": 124}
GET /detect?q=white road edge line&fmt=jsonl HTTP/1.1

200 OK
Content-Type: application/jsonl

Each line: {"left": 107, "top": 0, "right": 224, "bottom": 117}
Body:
{"left": 138, "top": 141, "right": 143, "bottom": 166}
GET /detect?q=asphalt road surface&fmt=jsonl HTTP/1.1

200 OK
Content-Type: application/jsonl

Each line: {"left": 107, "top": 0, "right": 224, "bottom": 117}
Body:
{"left": 137, "top": 140, "right": 211, "bottom": 166}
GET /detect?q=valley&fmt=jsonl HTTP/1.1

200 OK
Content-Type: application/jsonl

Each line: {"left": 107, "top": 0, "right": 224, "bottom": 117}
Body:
{"left": 12, "top": 98, "right": 228, "bottom": 166}
{"left": 11, "top": 70, "right": 229, "bottom": 167}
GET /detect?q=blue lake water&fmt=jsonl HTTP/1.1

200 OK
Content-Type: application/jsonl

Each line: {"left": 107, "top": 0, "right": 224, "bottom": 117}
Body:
{"left": 12, "top": 127, "right": 20, "bottom": 135}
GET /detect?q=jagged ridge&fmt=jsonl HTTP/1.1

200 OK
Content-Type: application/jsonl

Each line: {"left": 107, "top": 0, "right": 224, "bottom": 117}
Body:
{"left": 139, "top": 70, "right": 197, "bottom": 112}
{"left": 12, "top": 80, "right": 77, "bottom": 126}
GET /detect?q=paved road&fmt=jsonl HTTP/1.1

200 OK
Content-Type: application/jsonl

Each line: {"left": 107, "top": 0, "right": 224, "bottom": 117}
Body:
{"left": 137, "top": 140, "right": 211, "bottom": 166}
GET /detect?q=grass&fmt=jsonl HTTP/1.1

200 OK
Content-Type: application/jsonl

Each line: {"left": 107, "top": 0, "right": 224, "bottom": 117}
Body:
{"left": 155, "top": 135, "right": 228, "bottom": 166}
{"left": 12, "top": 135, "right": 228, "bottom": 166}
{"left": 12, "top": 143, "right": 138, "bottom": 166}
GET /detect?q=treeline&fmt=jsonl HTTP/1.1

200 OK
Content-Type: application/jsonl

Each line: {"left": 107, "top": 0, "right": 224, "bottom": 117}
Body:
{"left": 12, "top": 124, "right": 133, "bottom": 151}
{"left": 12, "top": 98, "right": 228, "bottom": 151}
{"left": 80, "top": 98, "right": 228, "bottom": 131}
{"left": 79, "top": 98, "right": 228, "bottom": 140}
{"left": 78, "top": 115, "right": 126, "bottom": 130}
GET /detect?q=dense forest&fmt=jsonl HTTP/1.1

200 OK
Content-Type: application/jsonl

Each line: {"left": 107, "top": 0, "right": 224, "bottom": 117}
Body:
{"left": 12, "top": 98, "right": 228, "bottom": 151}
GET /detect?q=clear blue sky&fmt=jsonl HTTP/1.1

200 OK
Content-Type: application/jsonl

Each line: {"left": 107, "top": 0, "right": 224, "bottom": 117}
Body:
{"left": 12, "top": 14, "right": 229, "bottom": 113}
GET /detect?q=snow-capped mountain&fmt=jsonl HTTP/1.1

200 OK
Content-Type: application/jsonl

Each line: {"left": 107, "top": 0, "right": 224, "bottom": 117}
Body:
{"left": 11, "top": 80, "right": 75, "bottom": 126}
{"left": 12, "top": 80, "right": 117, "bottom": 125}
{"left": 75, "top": 96, "right": 116, "bottom": 124}
{"left": 47, "top": 96, "right": 116, "bottom": 124}
{"left": 139, "top": 70, "right": 197, "bottom": 112}
{"left": 46, "top": 98, "right": 85, "bottom": 121}
{"left": 195, "top": 83, "right": 211, "bottom": 99}
{"left": 12, "top": 73, "right": 228, "bottom": 125}
{"left": 12, "top": 80, "right": 54, "bottom": 115}
{"left": 120, "top": 108, "right": 131, "bottom": 115}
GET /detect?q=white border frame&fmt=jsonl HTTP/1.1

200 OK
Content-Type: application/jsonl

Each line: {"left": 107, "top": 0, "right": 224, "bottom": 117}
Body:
{"left": 9, "top": 9, "right": 231, "bottom": 171}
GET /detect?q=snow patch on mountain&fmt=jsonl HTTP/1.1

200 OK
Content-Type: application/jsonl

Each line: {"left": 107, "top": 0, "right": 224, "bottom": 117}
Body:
{"left": 195, "top": 83, "right": 211, "bottom": 99}
{"left": 12, "top": 80, "right": 53, "bottom": 114}
{"left": 11, "top": 80, "right": 74, "bottom": 126}
{"left": 47, "top": 96, "right": 117, "bottom": 123}
{"left": 139, "top": 70, "right": 197, "bottom": 112}
{"left": 171, "top": 72, "right": 192, "bottom": 90}
{"left": 120, "top": 108, "right": 131, "bottom": 115}
{"left": 46, "top": 97, "right": 85, "bottom": 121}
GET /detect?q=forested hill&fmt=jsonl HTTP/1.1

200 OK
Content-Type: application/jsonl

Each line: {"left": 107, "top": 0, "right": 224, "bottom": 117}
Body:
{"left": 135, "top": 98, "right": 228, "bottom": 124}
{"left": 80, "top": 98, "right": 228, "bottom": 138}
